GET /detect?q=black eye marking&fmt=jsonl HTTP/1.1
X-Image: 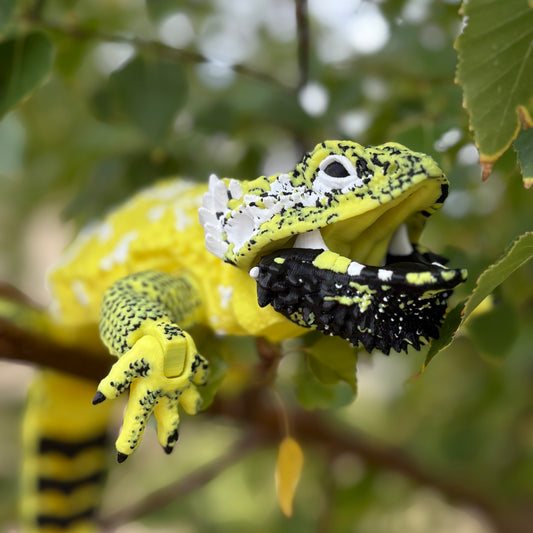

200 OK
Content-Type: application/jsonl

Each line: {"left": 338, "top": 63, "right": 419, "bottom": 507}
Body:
{"left": 323, "top": 161, "right": 350, "bottom": 178}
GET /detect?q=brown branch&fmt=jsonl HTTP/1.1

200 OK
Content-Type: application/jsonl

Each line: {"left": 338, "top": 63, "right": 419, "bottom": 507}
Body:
{"left": 23, "top": 15, "right": 293, "bottom": 91}
{"left": 0, "top": 317, "right": 113, "bottom": 381}
{"left": 100, "top": 431, "right": 270, "bottom": 530}
{"left": 0, "top": 282, "right": 39, "bottom": 307}
{"left": 0, "top": 283, "right": 112, "bottom": 380}
{"left": 294, "top": 0, "right": 310, "bottom": 89}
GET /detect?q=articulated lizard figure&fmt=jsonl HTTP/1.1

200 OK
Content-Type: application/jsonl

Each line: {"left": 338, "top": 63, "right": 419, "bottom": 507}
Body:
{"left": 14, "top": 141, "right": 466, "bottom": 531}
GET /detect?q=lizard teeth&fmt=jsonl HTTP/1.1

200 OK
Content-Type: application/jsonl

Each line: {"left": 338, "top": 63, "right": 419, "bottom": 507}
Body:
{"left": 293, "top": 229, "right": 329, "bottom": 250}
{"left": 387, "top": 223, "right": 413, "bottom": 256}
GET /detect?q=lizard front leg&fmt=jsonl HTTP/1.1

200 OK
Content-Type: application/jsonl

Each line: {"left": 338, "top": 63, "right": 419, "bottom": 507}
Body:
{"left": 94, "top": 270, "right": 208, "bottom": 461}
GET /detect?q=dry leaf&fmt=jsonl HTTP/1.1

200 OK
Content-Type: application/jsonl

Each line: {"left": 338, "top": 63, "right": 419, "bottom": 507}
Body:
{"left": 275, "top": 437, "right": 304, "bottom": 517}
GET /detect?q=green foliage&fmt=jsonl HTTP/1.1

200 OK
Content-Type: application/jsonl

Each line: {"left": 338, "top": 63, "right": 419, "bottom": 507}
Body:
{"left": 0, "top": 0, "right": 16, "bottom": 31}
{"left": 467, "top": 298, "right": 519, "bottom": 360}
{"left": 1, "top": 1, "right": 533, "bottom": 532}
{"left": 514, "top": 127, "right": 533, "bottom": 187}
{"left": 455, "top": 0, "right": 533, "bottom": 177}
{"left": 109, "top": 54, "right": 188, "bottom": 144}
{"left": 0, "top": 33, "right": 54, "bottom": 117}
{"left": 305, "top": 335, "right": 357, "bottom": 393}
{"left": 425, "top": 231, "right": 533, "bottom": 367}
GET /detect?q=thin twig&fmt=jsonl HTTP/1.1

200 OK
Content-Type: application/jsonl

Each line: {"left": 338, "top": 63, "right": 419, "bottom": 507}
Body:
{"left": 100, "top": 432, "right": 270, "bottom": 530}
{"left": 23, "top": 16, "right": 293, "bottom": 91}
{"left": 295, "top": 0, "right": 310, "bottom": 89}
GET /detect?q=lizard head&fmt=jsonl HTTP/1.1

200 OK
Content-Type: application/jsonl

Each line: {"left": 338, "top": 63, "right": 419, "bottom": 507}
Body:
{"left": 199, "top": 140, "right": 467, "bottom": 354}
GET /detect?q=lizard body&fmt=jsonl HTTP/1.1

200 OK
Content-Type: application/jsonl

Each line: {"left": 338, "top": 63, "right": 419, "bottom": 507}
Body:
{"left": 15, "top": 141, "right": 466, "bottom": 532}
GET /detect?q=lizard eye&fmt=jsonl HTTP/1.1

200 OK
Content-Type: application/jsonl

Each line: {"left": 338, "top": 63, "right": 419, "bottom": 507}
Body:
{"left": 314, "top": 154, "right": 362, "bottom": 193}
{"left": 323, "top": 160, "right": 350, "bottom": 178}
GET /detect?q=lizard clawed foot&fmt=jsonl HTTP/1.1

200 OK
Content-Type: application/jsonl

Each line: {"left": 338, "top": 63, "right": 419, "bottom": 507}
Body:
{"left": 93, "top": 329, "right": 209, "bottom": 460}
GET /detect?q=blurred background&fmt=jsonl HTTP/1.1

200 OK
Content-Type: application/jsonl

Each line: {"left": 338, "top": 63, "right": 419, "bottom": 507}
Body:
{"left": 0, "top": 0, "right": 532, "bottom": 532}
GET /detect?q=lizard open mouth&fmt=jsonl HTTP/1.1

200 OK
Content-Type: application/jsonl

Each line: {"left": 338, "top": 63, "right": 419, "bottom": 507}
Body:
{"left": 249, "top": 222, "right": 466, "bottom": 354}
{"left": 199, "top": 141, "right": 467, "bottom": 354}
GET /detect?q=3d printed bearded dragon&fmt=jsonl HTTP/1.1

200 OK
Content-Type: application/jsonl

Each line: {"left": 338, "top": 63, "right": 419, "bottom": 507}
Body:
{"left": 14, "top": 140, "right": 466, "bottom": 531}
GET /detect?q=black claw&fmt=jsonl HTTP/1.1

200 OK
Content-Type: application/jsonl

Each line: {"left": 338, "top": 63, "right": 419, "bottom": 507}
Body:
{"left": 117, "top": 452, "right": 129, "bottom": 464}
{"left": 92, "top": 391, "right": 106, "bottom": 405}
{"left": 164, "top": 445, "right": 175, "bottom": 455}
{"left": 164, "top": 430, "right": 180, "bottom": 454}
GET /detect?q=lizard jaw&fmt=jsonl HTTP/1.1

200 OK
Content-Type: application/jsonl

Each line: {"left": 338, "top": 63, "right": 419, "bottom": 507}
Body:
{"left": 248, "top": 224, "right": 466, "bottom": 354}
{"left": 249, "top": 224, "right": 414, "bottom": 281}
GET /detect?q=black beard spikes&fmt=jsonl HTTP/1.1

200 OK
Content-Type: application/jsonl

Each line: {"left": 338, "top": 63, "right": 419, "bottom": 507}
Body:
{"left": 256, "top": 248, "right": 464, "bottom": 355}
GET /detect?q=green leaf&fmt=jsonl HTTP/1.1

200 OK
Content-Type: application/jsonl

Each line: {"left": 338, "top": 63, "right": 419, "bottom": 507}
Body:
{"left": 467, "top": 300, "right": 519, "bottom": 359}
{"left": 455, "top": 0, "right": 533, "bottom": 178}
{"left": 424, "top": 231, "right": 533, "bottom": 367}
{"left": 295, "top": 372, "right": 355, "bottom": 410}
{"left": 109, "top": 54, "right": 187, "bottom": 143}
{"left": 293, "top": 341, "right": 356, "bottom": 410}
{"left": 306, "top": 336, "right": 357, "bottom": 392}
{"left": 0, "top": 0, "right": 16, "bottom": 31}
{"left": 423, "top": 301, "right": 465, "bottom": 369}
{"left": 0, "top": 33, "right": 55, "bottom": 118}
{"left": 514, "top": 127, "right": 533, "bottom": 188}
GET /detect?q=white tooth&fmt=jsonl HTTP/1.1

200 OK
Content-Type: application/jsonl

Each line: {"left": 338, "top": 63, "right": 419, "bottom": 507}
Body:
{"left": 388, "top": 224, "right": 413, "bottom": 256}
{"left": 293, "top": 229, "right": 329, "bottom": 250}
{"left": 347, "top": 262, "right": 364, "bottom": 276}
{"left": 249, "top": 266, "right": 260, "bottom": 280}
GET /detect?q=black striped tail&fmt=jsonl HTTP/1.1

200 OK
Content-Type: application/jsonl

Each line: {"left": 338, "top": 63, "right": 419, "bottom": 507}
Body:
{"left": 20, "top": 371, "right": 112, "bottom": 532}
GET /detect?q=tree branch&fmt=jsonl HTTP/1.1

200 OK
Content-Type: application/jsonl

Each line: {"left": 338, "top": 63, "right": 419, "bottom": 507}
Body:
{"left": 100, "top": 431, "right": 270, "bottom": 530}
{"left": 0, "top": 282, "right": 112, "bottom": 381}
{"left": 23, "top": 15, "right": 293, "bottom": 91}
{"left": 0, "top": 317, "right": 112, "bottom": 381}
{"left": 294, "top": 0, "right": 310, "bottom": 89}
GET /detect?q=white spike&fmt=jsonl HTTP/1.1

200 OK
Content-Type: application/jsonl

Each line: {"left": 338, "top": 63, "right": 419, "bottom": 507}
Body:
{"left": 203, "top": 222, "right": 220, "bottom": 236}
{"left": 198, "top": 206, "right": 217, "bottom": 227}
{"left": 228, "top": 179, "right": 243, "bottom": 200}
{"left": 205, "top": 233, "right": 229, "bottom": 258}
{"left": 214, "top": 180, "right": 229, "bottom": 211}
{"left": 249, "top": 266, "right": 260, "bottom": 280}
{"left": 202, "top": 191, "right": 216, "bottom": 211}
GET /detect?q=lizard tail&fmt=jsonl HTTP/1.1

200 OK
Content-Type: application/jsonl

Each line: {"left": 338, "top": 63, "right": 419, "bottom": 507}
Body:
{"left": 20, "top": 370, "right": 112, "bottom": 533}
